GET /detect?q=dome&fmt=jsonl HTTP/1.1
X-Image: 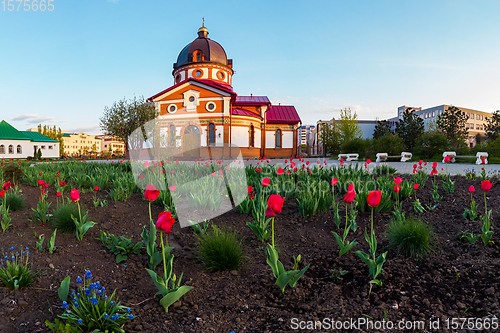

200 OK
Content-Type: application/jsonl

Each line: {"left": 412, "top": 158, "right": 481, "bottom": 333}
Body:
{"left": 173, "top": 26, "right": 231, "bottom": 69}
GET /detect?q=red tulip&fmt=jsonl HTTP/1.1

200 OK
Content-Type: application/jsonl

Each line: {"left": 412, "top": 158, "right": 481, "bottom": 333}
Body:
{"left": 70, "top": 189, "right": 80, "bottom": 203}
{"left": 444, "top": 156, "right": 450, "bottom": 163}
{"left": 367, "top": 159, "right": 371, "bottom": 164}
{"left": 44, "top": 183, "right": 49, "bottom": 188}
{"left": 265, "top": 194, "right": 285, "bottom": 217}
{"left": 432, "top": 162, "right": 437, "bottom": 168}
{"left": 38, "top": 179, "right": 44, "bottom": 186}
{"left": 413, "top": 164, "right": 417, "bottom": 169}
{"left": 144, "top": 185, "right": 160, "bottom": 202}
{"left": 277, "top": 168, "right": 284, "bottom": 176}
{"left": 481, "top": 157, "right": 486, "bottom": 164}
{"left": 481, "top": 180, "right": 492, "bottom": 192}
{"left": 59, "top": 181, "right": 66, "bottom": 186}
{"left": 331, "top": 178, "right": 338, "bottom": 186}
{"left": 343, "top": 190, "right": 356, "bottom": 203}
{"left": 156, "top": 211, "right": 175, "bottom": 234}
{"left": 393, "top": 177, "right": 402, "bottom": 185}
{"left": 347, "top": 183, "right": 355, "bottom": 192}
{"left": 413, "top": 184, "right": 419, "bottom": 190}
{"left": 246, "top": 158, "right": 250, "bottom": 161}
{"left": 56, "top": 192, "right": 61, "bottom": 197}
{"left": 469, "top": 185, "right": 475, "bottom": 193}
{"left": 2, "top": 181, "right": 11, "bottom": 190}
{"left": 169, "top": 185, "right": 176, "bottom": 192}
{"left": 367, "top": 190, "right": 381, "bottom": 207}
{"left": 393, "top": 185, "right": 401, "bottom": 194}
{"left": 261, "top": 178, "right": 270, "bottom": 187}
{"left": 306, "top": 161, "right": 310, "bottom": 165}
{"left": 0, "top": 190, "right": 4, "bottom": 198}
{"left": 39, "top": 173, "right": 42, "bottom": 176}
{"left": 94, "top": 186, "right": 99, "bottom": 191}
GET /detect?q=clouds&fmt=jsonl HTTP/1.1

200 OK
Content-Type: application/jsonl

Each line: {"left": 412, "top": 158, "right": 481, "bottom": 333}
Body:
{"left": 10, "top": 114, "right": 56, "bottom": 124}
{"left": 66, "top": 125, "right": 102, "bottom": 135}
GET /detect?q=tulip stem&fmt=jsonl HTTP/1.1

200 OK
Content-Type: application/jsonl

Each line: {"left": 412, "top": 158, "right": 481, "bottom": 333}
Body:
{"left": 272, "top": 217, "right": 275, "bottom": 249}
{"left": 161, "top": 233, "right": 167, "bottom": 283}
{"left": 148, "top": 202, "right": 152, "bottom": 223}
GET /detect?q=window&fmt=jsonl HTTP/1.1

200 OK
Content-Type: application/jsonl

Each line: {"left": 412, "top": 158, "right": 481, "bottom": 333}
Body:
{"left": 208, "top": 123, "right": 215, "bottom": 146}
{"left": 167, "top": 104, "right": 177, "bottom": 114}
{"left": 189, "top": 96, "right": 195, "bottom": 102}
{"left": 175, "top": 75, "right": 181, "bottom": 83}
{"left": 41, "top": 146, "right": 46, "bottom": 149}
{"left": 249, "top": 125, "right": 255, "bottom": 147}
{"left": 169, "top": 124, "right": 176, "bottom": 147}
{"left": 205, "top": 102, "right": 216, "bottom": 112}
{"left": 276, "top": 129, "right": 282, "bottom": 148}
{"left": 8, "top": 145, "right": 13, "bottom": 154}
{"left": 217, "top": 71, "right": 225, "bottom": 80}
{"left": 471, "top": 114, "right": 474, "bottom": 119}
{"left": 49, "top": 146, "right": 53, "bottom": 150}
{"left": 0, "top": 145, "right": 4, "bottom": 154}
{"left": 471, "top": 124, "right": 475, "bottom": 129}
{"left": 17, "top": 145, "right": 22, "bottom": 154}
{"left": 194, "top": 70, "right": 202, "bottom": 78}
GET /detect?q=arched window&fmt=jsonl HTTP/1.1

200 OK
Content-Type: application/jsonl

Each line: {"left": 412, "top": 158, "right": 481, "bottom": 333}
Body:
{"left": 17, "top": 145, "right": 22, "bottom": 154}
{"left": 169, "top": 124, "right": 176, "bottom": 147}
{"left": 249, "top": 125, "right": 255, "bottom": 147}
{"left": 275, "top": 129, "right": 282, "bottom": 148}
{"left": 208, "top": 123, "right": 215, "bottom": 146}
{"left": 8, "top": 145, "right": 14, "bottom": 154}
{"left": 193, "top": 50, "right": 203, "bottom": 62}
{"left": 0, "top": 145, "right": 4, "bottom": 154}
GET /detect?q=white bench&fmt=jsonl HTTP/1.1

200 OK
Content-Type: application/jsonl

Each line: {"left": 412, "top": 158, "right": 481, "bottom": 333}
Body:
{"left": 442, "top": 151, "right": 488, "bottom": 165}
{"left": 376, "top": 152, "right": 412, "bottom": 163}
{"left": 338, "top": 153, "right": 359, "bottom": 161}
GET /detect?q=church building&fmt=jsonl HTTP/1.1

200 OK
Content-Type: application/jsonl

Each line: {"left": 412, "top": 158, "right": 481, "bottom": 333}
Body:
{"left": 147, "top": 25, "right": 301, "bottom": 158}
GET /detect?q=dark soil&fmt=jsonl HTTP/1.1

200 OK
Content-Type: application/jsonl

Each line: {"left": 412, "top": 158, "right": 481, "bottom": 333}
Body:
{"left": 1, "top": 176, "right": 500, "bottom": 333}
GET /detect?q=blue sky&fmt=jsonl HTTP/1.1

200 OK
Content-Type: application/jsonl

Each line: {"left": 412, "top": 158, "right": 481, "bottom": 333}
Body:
{"left": 1, "top": 0, "right": 499, "bottom": 134}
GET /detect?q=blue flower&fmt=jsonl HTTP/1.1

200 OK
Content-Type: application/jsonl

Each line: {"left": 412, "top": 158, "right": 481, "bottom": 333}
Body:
{"left": 25, "top": 247, "right": 28, "bottom": 250}
{"left": 11, "top": 256, "right": 14, "bottom": 260}
{"left": 20, "top": 245, "right": 23, "bottom": 248}
{"left": 104, "top": 313, "right": 109, "bottom": 319}
{"left": 10, "top": 247, "right": 13, "bottom": 251}
{"left": 74, "top": 302, "right": 79, "bottom": 308}
{"left": 4, "top": 256, "right": 7, "bottom": 261}
{"left": 89, "top": 283, "right": 95, "bottom": 290}
{"left": 126, "top": 308, "right": 131, "bottom": 313}
{"left": 110, "top": 301, "right": 114, "bottom": 306}
{"left": 77, "top": 319, "right": 82, "bottom": 324}
{"left": 91, "top": 297, "right": 98, "bottom": 306}
{"left": 96, "top": 281, "right": 101, "bottom": 289}
{"left": 85, "top": 270, "right": 92, "bottom": 280}
{"left": 101, "top": 287, "right": 106, "bottom": 293}
{"left": 97, "top": 290, "right": 102, "bottom": 297}
{"left": 128, "top": 314, "right": 133, "bottom": 319}
{"left": 77, "top": 293, "right": 81, "bottom": 298}
{"left": 85, "top": 288, "right": 90, "bottom": 297}
{"left": 76, "top": 277, "right": 82, "bottom": 284}
{"left": 112, "top": 314, "right": 119, "bottom": 320}
{"left": 62, "top": 301, "right": 68, "bottom": 308}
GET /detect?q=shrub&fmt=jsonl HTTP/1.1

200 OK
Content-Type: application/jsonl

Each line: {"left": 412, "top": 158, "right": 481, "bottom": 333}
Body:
{"left": 196, "top": 225, "right": 244, "bottom": 272}
{"left": 387, "top": 216, "right": 435, "bottom": 260}
{"left": 372, "top": 133, "right": 405, "bottom": 157}
{"left": 51, "top": 201, "right": 83, "bottom": 233}
{"left": 341, "top": 138, "right": 372, "bottom": 158}
{"left": 414, "top": 131, "right": 447, "bottom": 159}
{"left": 2, "top": 163, "right": 24, "bottom": 183}
{"left": 5, "top": 193, "right": 25, "bottom": 211}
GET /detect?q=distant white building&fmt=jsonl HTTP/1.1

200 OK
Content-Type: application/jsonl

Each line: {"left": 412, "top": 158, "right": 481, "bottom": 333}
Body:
{"left": 0, "top": 120, "right": 60, "bottom": 159}
{"left": 297, "top": 125, "right": 315, "bottom": 146}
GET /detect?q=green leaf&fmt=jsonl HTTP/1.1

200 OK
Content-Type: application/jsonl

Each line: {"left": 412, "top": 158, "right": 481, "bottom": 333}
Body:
{"left": 57, "top": 276, "right": 71, "bottom": 301}
{"left": 116, "top": 254, "right": 127, "bottom": 263}
{"left": 288, "top": 264, "right": 310, "bottom": 288}
{"left": 339, "top": 240, "right": 357, "bottom": 256}
{"left": 369, "top": 279, "right": 382, "bottom": 287}
{"left": 275, "top": 270, "right": 300, "bottom": 294}
{"left": 145, "top": 268, "right": 169, "bottom": 297}
{"left": 159, "top": 286, "right": 194, "bottom": 312}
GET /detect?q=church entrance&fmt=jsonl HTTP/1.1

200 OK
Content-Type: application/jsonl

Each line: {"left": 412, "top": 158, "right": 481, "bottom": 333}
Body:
{"left": 182, "top": 125, "right": 200, "bottom": 157}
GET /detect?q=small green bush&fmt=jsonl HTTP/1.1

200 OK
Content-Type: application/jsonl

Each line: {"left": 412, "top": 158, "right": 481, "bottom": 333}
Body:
{"left": 196, "top": 225, "right": 244, "bottom": 272}
{"left": 372, "top": 134, "right": 405, "bottom": 157}
{"left": 51, "top": 201, "right": 83, "bottom": 233}
{"left": 2, "top": 163, "right": 24, "bottom": 183}
{"left": 5, "top": 193, "right": 24, "bottom": 212}
{"left": 5, "top": 193, "right": 25, "bottom": 211}
{"left": 387, "top": 216, "right": 435, "bottom": 260}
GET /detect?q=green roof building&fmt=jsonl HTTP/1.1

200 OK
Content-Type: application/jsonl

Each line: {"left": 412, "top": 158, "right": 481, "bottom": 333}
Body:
{"left": 0, "top": 120, "right": 60, "bottom": 158}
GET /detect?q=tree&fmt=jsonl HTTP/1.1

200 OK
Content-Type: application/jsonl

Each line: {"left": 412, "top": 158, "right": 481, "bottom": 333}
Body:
{"left": 395, "top": 108, "right": 424, "bottom": 150}
{"left": 372, "top": 120, "right": 392, "bottom": 139}
{"left": 414, "top": 131, "right": 448, "bottom": 159}
{"left": 437, "top": 106, "right": 468, "bottom": 150}
{"left": 373, "top": 133, "right": 405, "bottom": 156}
{"left": 485, "top": 110, "right": 500, "bottom": 141}
{"left": 338, "top": 108, "right": 363, "bottom": 144}
{"left": 319, "top": 120, "right": 340, "bottom": 156}
{"left": 99, "top": 96, "right": 158, "bottom": 157}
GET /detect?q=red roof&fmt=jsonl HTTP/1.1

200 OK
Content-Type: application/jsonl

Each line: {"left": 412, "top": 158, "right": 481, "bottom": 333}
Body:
{"left": 234, "top": 96, "right": 271, "bottom": 105}
{"left": 266, "top": 105, "right": 301, "bottom": 124}
{"left": 148, "top": 78, "right": 235, "bottom": 101}
{"left": 231, "top": 108, "right": 263, "bottom": 119}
